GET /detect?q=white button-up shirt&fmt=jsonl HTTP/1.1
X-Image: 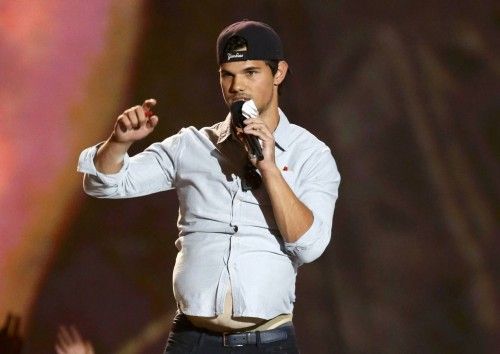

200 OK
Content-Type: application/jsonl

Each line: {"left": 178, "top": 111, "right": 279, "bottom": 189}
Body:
{"left": 77, "top": 109, "right": 340, "bottom": 319}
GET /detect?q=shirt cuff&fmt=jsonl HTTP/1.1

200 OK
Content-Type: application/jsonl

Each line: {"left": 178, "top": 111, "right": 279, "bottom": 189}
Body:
{"left": 283, "top": 216, "right": 326, "bottom": 264}
{"left": 77, "top": 143, "right": 130, "bottom": 184}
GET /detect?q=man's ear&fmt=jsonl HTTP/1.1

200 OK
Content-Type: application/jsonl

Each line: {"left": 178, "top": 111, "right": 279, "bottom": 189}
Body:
{"left": 274, "top": 61, "right": 288, "bottom": 85}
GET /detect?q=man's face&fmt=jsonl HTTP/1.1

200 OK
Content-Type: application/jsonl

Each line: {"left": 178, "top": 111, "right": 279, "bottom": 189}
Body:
{"left": 219, "top": 60, "right": 276, "bottom": 115}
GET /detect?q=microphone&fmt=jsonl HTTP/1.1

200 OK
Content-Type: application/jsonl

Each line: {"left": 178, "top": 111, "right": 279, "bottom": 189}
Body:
{"left": 230, "top": 100, "right": 264, "bottom": 161}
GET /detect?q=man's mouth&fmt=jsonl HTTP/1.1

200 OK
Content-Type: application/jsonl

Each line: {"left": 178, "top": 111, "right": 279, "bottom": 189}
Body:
{"left": 231, "top": 96, "right": 251, "bottom": 103}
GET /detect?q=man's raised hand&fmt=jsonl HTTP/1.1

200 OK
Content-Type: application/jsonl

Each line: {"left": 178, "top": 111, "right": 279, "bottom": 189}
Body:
{"left": 111, "top": 99, "right": 159, "bottom": 144}
{"left": 55, "top": 325, "right": 94, "bottom": 354}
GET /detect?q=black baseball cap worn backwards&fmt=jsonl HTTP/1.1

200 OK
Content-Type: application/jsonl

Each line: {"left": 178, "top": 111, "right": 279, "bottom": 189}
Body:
{"left": 217, "top": 20, "right": 284, "bottom": 65}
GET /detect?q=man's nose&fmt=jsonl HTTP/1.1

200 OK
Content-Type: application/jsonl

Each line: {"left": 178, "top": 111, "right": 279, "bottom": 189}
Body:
{"left": 229, "top": 75, "right": 245, "bottom": 92}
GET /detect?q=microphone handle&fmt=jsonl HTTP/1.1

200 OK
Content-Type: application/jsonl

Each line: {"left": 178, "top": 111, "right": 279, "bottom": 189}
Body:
{"left": 244, "top": 134, "right": 264, "bottom": 161}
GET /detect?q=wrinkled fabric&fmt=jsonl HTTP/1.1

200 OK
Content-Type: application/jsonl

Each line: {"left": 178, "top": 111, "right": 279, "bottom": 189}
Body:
{"left": 77, "top": 109, "right": 340, "bottom": 319}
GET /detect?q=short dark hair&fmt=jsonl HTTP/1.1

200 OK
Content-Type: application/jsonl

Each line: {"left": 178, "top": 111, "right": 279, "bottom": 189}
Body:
{"left": 222, "top": 36, "right": 286, "bottom": 95}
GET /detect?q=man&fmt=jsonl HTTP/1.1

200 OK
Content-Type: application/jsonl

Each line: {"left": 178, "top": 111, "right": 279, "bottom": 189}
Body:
{"left": 78, "top": 20, "right": 340, "bottom": 353}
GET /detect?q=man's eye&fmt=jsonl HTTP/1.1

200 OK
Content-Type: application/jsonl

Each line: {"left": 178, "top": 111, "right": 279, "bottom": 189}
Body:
{"left": 246, "top": 71, "right": 256, "bottom": 76}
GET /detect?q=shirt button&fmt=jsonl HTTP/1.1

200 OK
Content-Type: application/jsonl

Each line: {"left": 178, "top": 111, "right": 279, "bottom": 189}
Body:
{"left": 233, "top": 225, "right": 238, "bottom": 232}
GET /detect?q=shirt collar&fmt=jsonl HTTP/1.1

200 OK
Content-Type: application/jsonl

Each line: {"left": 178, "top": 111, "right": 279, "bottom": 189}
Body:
{"left": 215, "top": 108, "right": 292, "bottom": 151}
{"left": 216, "top": 113, "right": 234, "bottom": 145}
{"left": 273, "top": 108, "right": 291, "bottom": 151}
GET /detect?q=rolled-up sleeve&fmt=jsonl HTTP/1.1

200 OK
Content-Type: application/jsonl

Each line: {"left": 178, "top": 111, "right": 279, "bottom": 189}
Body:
{"left": 77, "top": 130, "right": 184, "bottom": 198}
{"left": 284, "top": 147, "right": 340, "bottom": 264}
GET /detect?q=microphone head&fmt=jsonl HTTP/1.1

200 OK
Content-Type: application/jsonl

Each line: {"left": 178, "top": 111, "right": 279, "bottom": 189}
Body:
{"left": 241, "top": 100, "right": 258, "bottom": 119}
{"left": 230, "top": 100, "right": 245, "bottom": 128}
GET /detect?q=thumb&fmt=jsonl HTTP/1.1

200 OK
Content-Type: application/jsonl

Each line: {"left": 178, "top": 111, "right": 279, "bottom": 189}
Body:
{"left": 146, "top": 115, "right": 159, "bottom": 130}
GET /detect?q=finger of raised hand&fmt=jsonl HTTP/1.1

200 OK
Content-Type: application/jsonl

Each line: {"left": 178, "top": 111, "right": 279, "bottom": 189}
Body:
{"left": 125, "top": 106, "right": 140, "bottom": 128}
{"left": 117, "top": 114, "right": 132, "bottom": 132}
{"left": 142, "top": 98, "right": 157, "bottom": 112}
{"left": 136, "top": 105, "right": 147, "bottom": 125}
{"left": 57, "top": 326, "right": 74, "bottom": 347}
{"left": 55, "top": 343, "right": 65, "bottom": 354}
{"left": 69, "top": 325, "right": 83, "bottom": 343}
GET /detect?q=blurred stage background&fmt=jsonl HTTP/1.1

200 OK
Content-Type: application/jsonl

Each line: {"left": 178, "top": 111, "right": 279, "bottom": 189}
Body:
{"left": 0, "top": 1, "right": 498, "bottom": 353}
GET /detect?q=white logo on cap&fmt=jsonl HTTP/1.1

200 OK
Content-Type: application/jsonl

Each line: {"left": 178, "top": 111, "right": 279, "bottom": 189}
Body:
{"left": 227, "top": 52, "right": 244, "bottom": 60}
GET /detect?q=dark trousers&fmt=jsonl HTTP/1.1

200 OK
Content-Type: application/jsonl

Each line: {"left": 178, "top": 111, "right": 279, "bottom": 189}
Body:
{"left": 164, "top": 312, "right": 300, "bottom": 353}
